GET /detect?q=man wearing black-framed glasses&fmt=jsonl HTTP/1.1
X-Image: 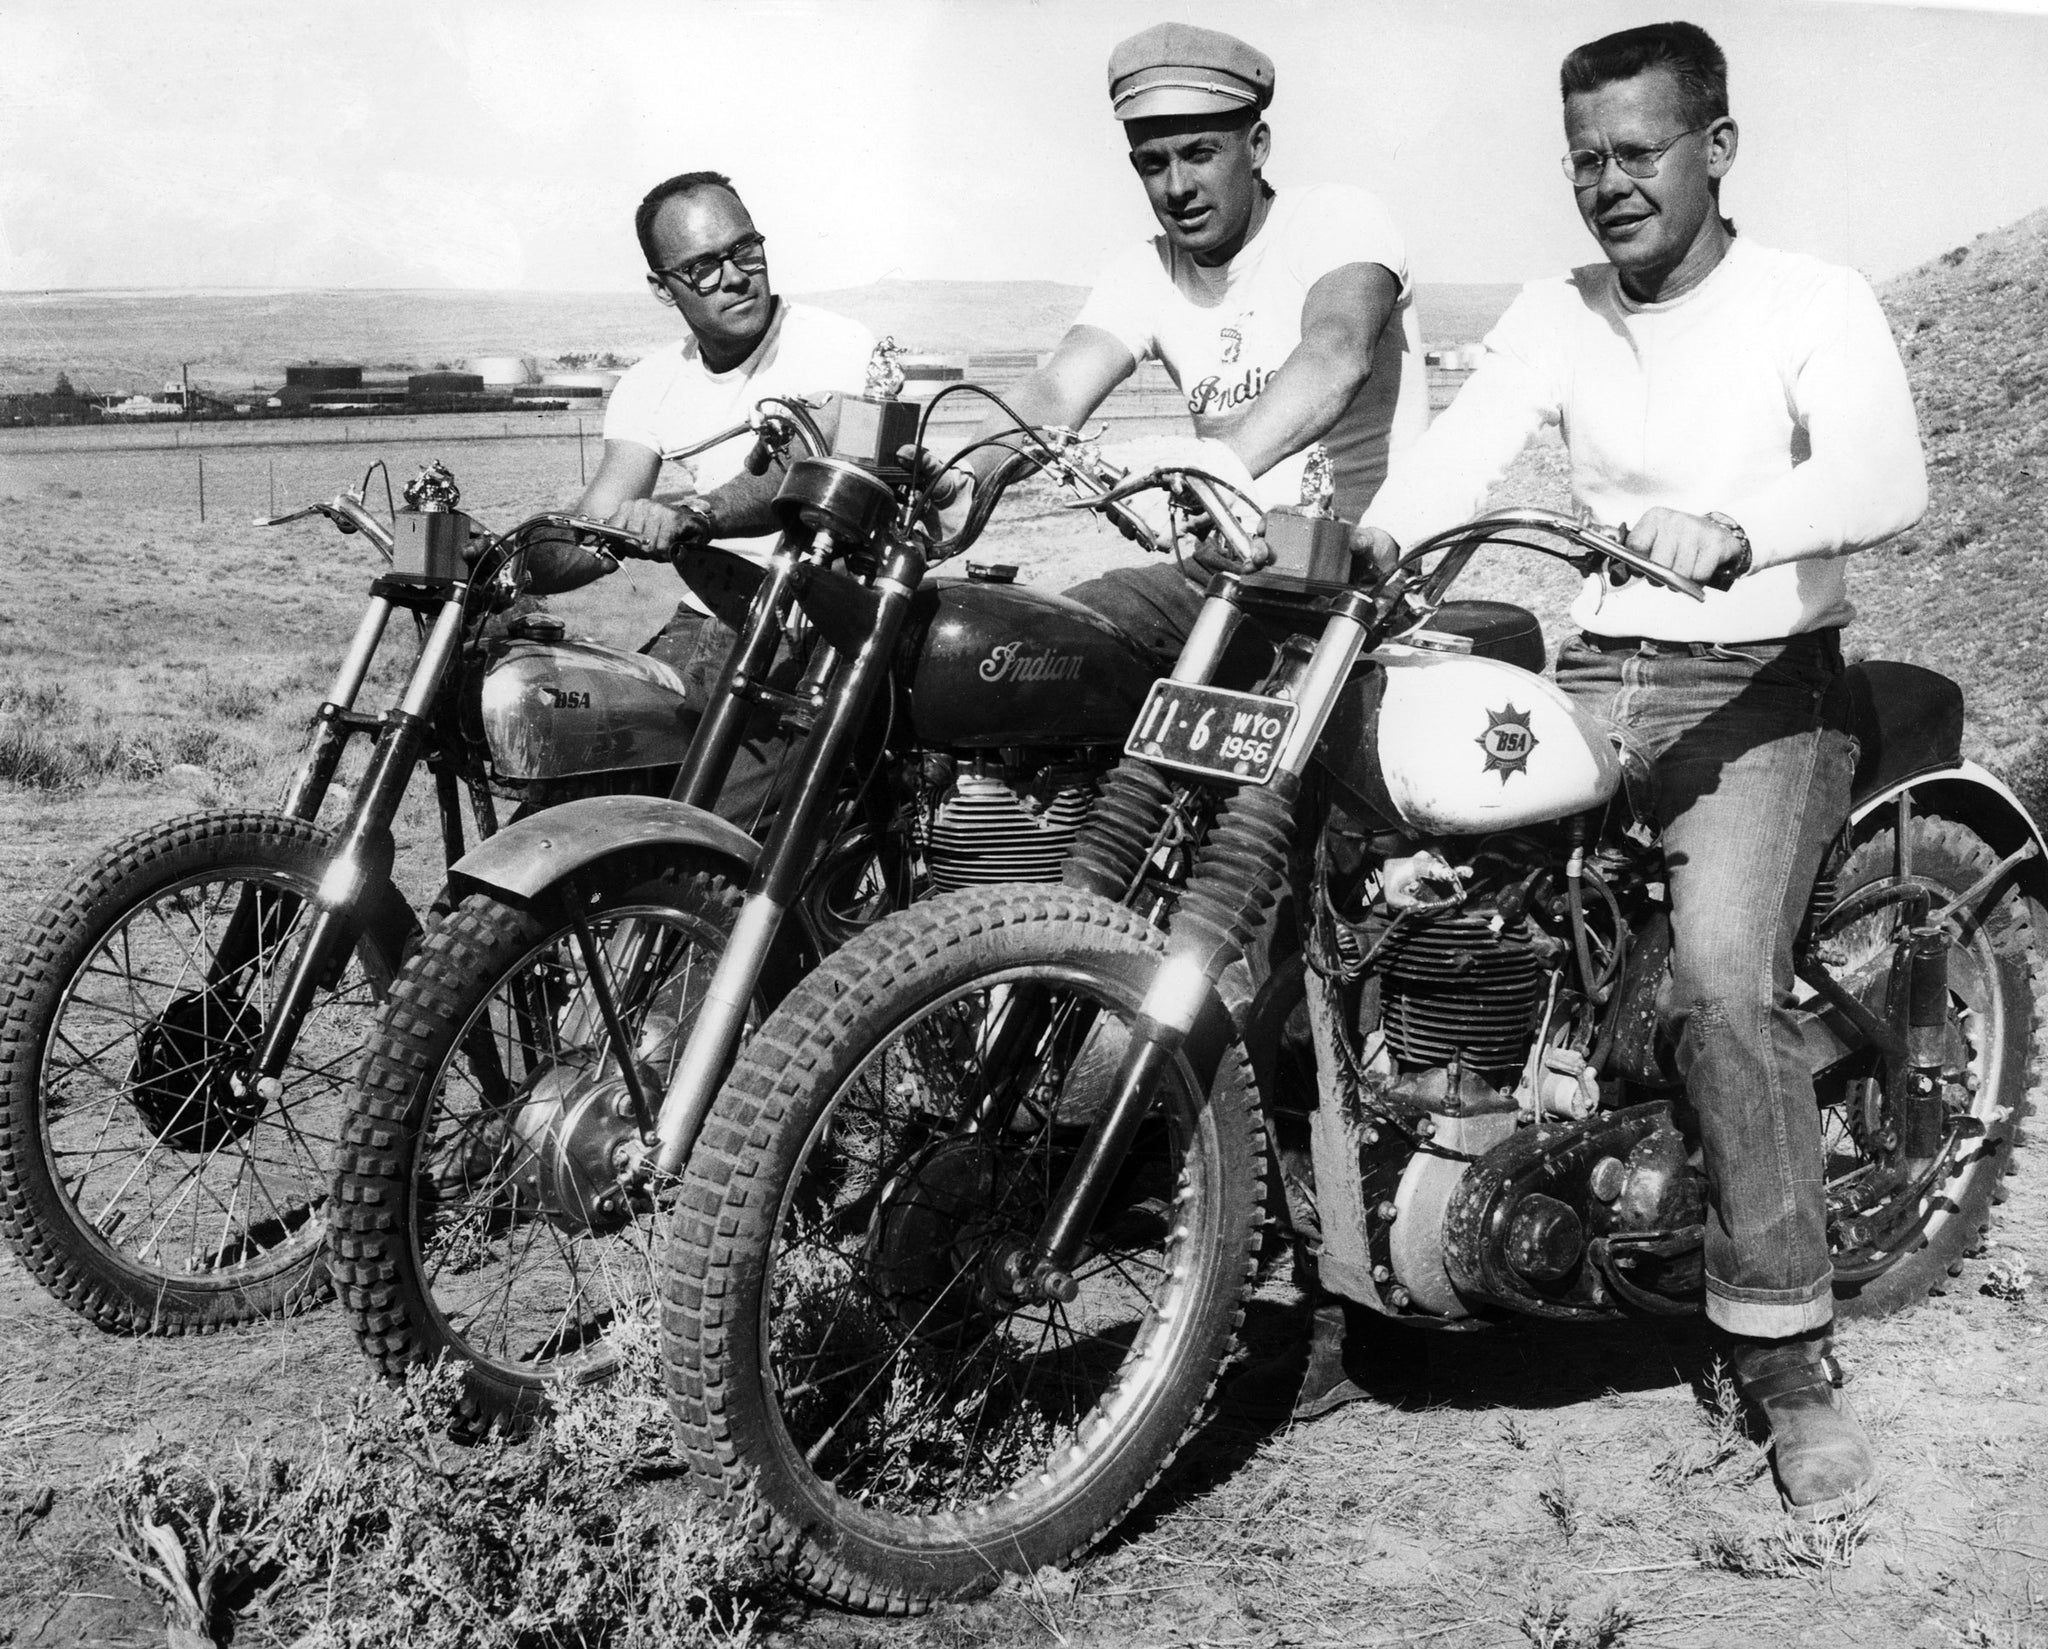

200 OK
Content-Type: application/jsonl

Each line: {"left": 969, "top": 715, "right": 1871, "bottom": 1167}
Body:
{"left": 1337, "top": 22, "right": 1926, "bottom": 1525}
{"left": 571, "top": 170, "right": 873, "bottom": 562}
{"left": 538, "top": 170, "right": 873, "bottom": 832}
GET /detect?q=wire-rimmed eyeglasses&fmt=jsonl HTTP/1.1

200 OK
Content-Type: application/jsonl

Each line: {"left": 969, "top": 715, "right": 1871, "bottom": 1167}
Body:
{"left": 1560, "top": 124, "right": 1711, "bottom": 188}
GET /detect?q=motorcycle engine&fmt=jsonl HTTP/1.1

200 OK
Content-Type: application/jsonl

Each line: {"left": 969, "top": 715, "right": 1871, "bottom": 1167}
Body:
{"left": 1320, "top": 833, "right": 1704, "bottom": 1323}
{"left": 921, "top": 756, "right": 1099, "bottom": 891}
{"left": 1379, "top": 907, "right": 1546, "bottom": 1077}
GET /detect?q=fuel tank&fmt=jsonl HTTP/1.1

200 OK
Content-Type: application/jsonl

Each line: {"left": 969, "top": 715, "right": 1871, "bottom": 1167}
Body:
{"left": 480, "top": 639, "right": 694, "bottom": 780}
{"left": 1319, "top": 649, "right": 1620, "bottom": 833}
{"left": 903, "top": 579, "right": 1156, "bottom": 748}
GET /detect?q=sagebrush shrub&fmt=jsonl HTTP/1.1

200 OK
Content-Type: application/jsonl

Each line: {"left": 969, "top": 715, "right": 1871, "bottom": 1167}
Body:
{"left": 102, "top": 1356, "right": 770, "bottom": 1649}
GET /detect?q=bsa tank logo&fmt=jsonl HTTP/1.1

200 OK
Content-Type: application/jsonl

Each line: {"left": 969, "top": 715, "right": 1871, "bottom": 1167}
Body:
{"left": 1477, "top": 703, "right": 1539, "bottom": 781}
{"left": 979, "top": 642, "right": 1084, "bottom": 685}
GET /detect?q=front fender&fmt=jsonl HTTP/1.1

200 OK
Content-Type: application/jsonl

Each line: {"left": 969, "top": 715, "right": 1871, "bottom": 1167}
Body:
{"left": 1850, "top": 759, "right": 2047, "bottom": 915}
{"left": 451, "top": 794, "right": 761, "bottom": 904}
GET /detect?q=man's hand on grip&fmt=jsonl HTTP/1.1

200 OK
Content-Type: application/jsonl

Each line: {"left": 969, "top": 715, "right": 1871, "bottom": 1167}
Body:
{"left": 1624, "top": 507, "right": 1746, "bottom": 588}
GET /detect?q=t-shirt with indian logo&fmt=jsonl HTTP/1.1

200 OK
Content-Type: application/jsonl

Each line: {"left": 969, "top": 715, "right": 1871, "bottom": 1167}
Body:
{"left": 1075, "top": 182, "right": 1428, "bottom": 522}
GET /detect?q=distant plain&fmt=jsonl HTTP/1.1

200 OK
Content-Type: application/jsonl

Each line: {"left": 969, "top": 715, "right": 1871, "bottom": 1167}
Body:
{"left": 0, "top": 281, "right": 1523, "bottom": 396}
{"left": 2, "top": 222, "right": 2046, "bottom": 1648}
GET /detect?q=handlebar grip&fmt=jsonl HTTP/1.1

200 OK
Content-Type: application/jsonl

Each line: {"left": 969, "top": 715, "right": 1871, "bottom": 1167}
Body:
{"left": 743, "top": 435, "right": 775, "bottom": 476}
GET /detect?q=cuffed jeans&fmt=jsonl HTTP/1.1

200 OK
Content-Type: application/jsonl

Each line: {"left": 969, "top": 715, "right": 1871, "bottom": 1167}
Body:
{"left": 1554, "top": 629, "right": 1855, "bottom": 1338}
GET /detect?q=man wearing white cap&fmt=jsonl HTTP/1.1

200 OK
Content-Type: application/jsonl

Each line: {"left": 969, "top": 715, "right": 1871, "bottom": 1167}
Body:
{"left": 944, "top": 21, "right": 1429, "bottom": 671}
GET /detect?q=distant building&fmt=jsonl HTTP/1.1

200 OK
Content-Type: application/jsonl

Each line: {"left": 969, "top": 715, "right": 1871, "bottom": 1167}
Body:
{"left": 284, "top": 363, "right": 363, "bottom": 391}
{"left": 105, "top": 394, "right": 183, "bottom": 419}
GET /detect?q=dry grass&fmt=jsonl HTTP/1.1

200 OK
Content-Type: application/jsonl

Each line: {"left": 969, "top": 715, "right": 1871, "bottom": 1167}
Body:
{"left": 95, "top": 1342, "right": 772, "bottom": 1648}
{"left": 5, "top": 228, "right": 2048, "bottom": 1645}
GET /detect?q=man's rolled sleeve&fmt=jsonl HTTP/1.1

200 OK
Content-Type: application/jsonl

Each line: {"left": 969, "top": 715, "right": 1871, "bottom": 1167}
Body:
{"left": 601, "top": 357, "right": 669, "bottom": 455}
{"left": 1074, "top": 244, "right": 1166, "bottom": 367}
{"left": 1728, "top": 270, "right": 1928, "bottom": 566}
{"left": 1285, "top": 185, "right": 1410, "bottom": 299}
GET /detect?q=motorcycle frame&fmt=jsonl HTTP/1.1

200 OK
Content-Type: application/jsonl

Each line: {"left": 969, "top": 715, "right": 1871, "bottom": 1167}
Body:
{"left": 1012, "top": 513, "right": 2044, "bottom": 1312}
{"left": 232, "top": 498, "right": 667, "bottom": 1095}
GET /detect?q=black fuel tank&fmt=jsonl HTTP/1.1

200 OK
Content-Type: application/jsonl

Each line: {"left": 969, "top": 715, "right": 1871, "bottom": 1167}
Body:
{"left": 904, "top": 579, "right": 1156, "bottom": 747}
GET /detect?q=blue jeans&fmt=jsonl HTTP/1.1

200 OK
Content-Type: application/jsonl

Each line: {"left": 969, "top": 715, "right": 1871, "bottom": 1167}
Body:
{"left": 1554, "top": 630, "right": 1855, "bottom": 1338}
{"left": 1062, "top": 562, "right": 1276, "bottom": 687}
{"left": 643, "top": 603, "right": 809, "bottom": 838}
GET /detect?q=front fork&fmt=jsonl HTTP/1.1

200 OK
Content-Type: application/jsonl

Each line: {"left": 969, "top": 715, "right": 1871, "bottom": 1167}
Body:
{"left": 649, "top": 542, "right": 926, "bottom": 1176}
{"left": 242, "top": 590, "right": 470, "bottom": 1099}
{"left": 1020, "top": 585, "right": 1381, "bottom": 1300}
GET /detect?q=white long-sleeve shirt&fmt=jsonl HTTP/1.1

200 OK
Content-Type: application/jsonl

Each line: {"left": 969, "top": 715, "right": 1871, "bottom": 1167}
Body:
{"left": 1363, "top": 236, "right": 1928, "bottom": 643}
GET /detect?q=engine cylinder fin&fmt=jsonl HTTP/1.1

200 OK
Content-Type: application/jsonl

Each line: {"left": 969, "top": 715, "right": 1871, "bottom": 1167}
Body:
{"left": 925, "top": 771, "right": 1097, "bottom": 891}
{"left": 1378, "top": 910, "right": 1542, "bottom": 1072}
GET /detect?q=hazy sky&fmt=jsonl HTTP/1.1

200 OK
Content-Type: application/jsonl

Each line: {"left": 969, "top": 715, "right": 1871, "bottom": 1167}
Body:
{"left": 4, "top": 0, "right": 2046, "bottom": 295}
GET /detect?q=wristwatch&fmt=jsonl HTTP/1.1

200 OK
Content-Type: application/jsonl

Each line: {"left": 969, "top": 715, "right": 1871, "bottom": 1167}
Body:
{"left": 1705, "top": 512, "right": 1753, "bottom": 580}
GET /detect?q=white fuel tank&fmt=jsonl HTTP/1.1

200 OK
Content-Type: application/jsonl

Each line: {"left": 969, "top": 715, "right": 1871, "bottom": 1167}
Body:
{"left": 1374, "top": 648, "right": 1619, "bottom": 833}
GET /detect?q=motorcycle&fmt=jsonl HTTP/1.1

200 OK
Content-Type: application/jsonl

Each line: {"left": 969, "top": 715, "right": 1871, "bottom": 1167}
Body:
{"left": 660, "top": 483, "right": 2046, "bottom": 1609}
{"left": 327, "top": 384, "right": 1201, "bottom": 1426}
{"left": 0, "top": 460, "right": 695, "bottom": 1332}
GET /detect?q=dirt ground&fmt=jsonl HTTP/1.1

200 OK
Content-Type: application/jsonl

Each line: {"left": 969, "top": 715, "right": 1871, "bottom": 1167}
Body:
{"left": 2, "top": 424, "right": 2045, "bottom": 1648}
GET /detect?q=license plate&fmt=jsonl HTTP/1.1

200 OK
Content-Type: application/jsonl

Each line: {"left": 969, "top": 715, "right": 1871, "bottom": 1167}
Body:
{"left": 1124, "top": 681, "right": 1296, "bottom": 784}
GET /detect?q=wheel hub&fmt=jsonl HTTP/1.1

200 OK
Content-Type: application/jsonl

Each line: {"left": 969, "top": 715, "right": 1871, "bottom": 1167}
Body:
{"left": 128, "top": 990, "right": 267, "bottom": 1153}
{"left": 866, "top": 1136, "right": 1022, "bottom": 1336}
{"left": 510, "top": 1059, "right": 645, "bottom": 1236}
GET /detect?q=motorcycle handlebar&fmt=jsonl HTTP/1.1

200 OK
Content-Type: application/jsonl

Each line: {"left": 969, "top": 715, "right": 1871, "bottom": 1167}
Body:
{"left": 1180, "top": 473, "right": 1270, "bottom": 572}
{"left": 1415, "top": 509, "right": 1707, "bottom": 604}
{"left": 253, "top": 495, "right": 396, "bottom": 558}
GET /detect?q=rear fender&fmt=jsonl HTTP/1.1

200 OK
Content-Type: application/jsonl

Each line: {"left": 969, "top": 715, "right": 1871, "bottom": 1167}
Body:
{"left": 449, "top": 794, "right": 760, "bottom": 905}
{"left": 1848, "top": 760, "right": 2047, "bottom": 917}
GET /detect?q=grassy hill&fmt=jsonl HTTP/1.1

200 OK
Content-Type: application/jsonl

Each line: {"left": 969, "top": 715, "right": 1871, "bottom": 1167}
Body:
{"left": 1861, "top": 207, "right": 2048, "bottom": 804}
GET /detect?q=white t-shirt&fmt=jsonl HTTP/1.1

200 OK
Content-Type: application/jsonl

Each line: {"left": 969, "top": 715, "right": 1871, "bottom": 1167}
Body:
{"left": 1075, "top": 182, "right": 1429, "bottom": 520}
{"left": 604, "top": 298, "right": 876, "bottom": 530}
{"left": 1363, "top": 238, "right": 1928, "bottom": 643}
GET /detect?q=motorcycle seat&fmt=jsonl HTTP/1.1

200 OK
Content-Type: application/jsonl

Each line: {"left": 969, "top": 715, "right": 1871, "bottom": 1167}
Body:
{"left": 1839, "top": 660, "right": 1963, "bottom": 807}
{"left": 1427, "top": 600, "right": 1546, "bottom": 676}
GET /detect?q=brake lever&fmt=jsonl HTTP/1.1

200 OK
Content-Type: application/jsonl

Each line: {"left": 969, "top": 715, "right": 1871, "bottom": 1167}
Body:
{"left": 1063, "top": 467, "right": 1166, "bottom": 510}
{"left": 1580, "top": 524, "right": 1708, "bottom": 604}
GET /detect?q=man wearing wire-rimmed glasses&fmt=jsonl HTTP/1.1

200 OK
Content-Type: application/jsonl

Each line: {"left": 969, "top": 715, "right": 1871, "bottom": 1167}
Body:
{"left": 1343, "top": 22, "right": 1927, "bottom": 1521}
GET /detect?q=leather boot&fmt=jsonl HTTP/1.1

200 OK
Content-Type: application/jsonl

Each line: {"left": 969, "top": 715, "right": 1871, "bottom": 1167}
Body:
{"left": 1223, "top": 1300, "right": 1416, "bottom": 1422}
{"left": 1729, "top": 1328, "right": 1879, "bottom": 1522}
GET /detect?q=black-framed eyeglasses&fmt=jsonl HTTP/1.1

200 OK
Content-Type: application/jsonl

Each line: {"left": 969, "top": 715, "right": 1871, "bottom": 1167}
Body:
{"left": 651, "top": 233, "right": 769, "bottom": 295}
{"left": 1560, "top": 124, "right": 1711, "bottom": 188}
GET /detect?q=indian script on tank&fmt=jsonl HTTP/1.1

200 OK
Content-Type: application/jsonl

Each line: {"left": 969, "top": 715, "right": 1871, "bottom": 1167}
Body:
{"left": 979, "top": 642, "right": 1084, "bottom": 684}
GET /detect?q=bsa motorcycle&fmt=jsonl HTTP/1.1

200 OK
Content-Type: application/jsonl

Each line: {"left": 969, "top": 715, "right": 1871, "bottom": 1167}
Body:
{"left": 0, "top": 461, "right": 695, "bottom": 1332}
{"left": 327, "top": 384, "right": 1193, "bottom": 1426}
{"left": 660, "top": 479, "right": 2045, "bottom": 1609}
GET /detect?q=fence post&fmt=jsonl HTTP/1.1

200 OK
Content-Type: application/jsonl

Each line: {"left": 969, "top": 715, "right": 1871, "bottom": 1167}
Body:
{"left": 197, "top": 455, "right": 206, "bottom": 522}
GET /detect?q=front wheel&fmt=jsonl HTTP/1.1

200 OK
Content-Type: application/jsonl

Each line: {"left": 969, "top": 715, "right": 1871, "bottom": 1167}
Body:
{"left": 662, "top": 887, "right": 1264, "bottom": 1612}
{"left": 332, "top": 849, "right": 761, "bottom": 1428}
{"left": 1816, "top": 813, "right": 2040, "bottom": 1317}
{"left": 0, "top": 811, "right": 408, "bottom": 1332}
